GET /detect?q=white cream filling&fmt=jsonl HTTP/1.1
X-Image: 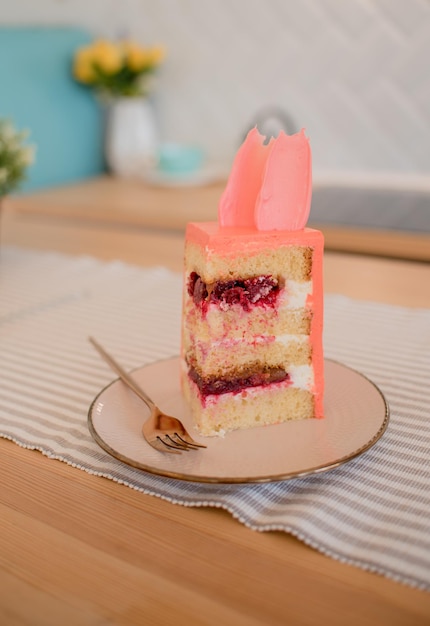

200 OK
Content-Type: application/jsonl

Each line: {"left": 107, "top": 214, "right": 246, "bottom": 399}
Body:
{"left": 288, "top": 364, "right": 314, "bottom": 390}
{"left": 275, "top": 334, "right": 308, "bottom": 346}
{"left": 201, "top": 334, "right": 307, "bottom": 350}
{"left": 281, "top": 280, "right": 312, "bottom": 309}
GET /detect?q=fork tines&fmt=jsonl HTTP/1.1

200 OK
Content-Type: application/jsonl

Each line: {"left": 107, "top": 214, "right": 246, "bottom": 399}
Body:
{"left": 158, "top": 433, "right": 206, "bottom": 452}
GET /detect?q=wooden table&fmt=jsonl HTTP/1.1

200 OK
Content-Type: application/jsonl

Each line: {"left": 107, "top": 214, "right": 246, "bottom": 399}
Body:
{"left": 8, "top": 175, "right": 430, "bottom": 261}
{"left": 1, "top": 188, "right": 430, "bottom": 626}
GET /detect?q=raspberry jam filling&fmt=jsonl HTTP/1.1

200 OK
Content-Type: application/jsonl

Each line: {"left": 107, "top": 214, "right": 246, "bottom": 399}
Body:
{"left": 188, "top": 365, "right": 290, "bottom": 397}
{"left": 187, "top": 272, "right": 280, "bottom": 312}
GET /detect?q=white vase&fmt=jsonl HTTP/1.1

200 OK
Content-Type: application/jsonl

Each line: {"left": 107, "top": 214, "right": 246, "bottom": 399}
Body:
{"left": 105, "top": 97, "right": 159, "bottom": 177}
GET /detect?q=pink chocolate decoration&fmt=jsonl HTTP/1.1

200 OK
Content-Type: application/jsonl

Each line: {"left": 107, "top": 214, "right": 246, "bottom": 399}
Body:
{"left": 218, "top": 127, "right": 270, "bottom": 228}
{"left": 218, "top": 128, "right": 312, "bottom": 232}
{"left": 255, "top": 129, "right": 312, "bottom": 231}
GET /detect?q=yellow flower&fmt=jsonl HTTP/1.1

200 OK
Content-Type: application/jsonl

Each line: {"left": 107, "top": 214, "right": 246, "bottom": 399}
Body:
{"left": 123, "top": 41, "right": 150, "bottom": 72}
{"left": 147, "top": 45, "right": 166, "bottom": 66}
{"left": 91, "top": 39, "right": 122, "bottom": 75}
{"left": 72, "top": 38, "right": 166, "bottom": 96}
{"left": 73, "top": 47, "right": 95, "bottom": 84}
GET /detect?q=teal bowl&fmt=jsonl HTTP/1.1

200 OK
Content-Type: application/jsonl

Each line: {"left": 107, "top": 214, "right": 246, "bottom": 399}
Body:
{"left": 158, "top": 143, "right": 204, "bottom": 176}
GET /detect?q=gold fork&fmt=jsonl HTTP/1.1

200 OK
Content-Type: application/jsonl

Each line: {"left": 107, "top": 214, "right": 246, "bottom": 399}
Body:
{"left": 89, "top": 337, "right": 206, "bottom": 454}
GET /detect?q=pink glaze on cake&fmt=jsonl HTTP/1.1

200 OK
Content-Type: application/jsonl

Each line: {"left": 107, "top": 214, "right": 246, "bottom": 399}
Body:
{"left": 186, "top": 221, "right": 321, "bottom": 258}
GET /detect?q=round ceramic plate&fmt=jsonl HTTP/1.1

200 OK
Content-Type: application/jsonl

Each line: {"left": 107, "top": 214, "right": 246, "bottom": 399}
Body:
{"left": 88, "top": 357, "right": 389, "bottom": 484}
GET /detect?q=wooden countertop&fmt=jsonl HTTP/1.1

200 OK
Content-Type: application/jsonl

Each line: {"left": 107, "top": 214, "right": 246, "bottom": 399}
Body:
{"left": 1, "top": 189, "right": 430, "bottom": 625}
{"left": 9, "top": 175, "right": 430, "bottom": 261}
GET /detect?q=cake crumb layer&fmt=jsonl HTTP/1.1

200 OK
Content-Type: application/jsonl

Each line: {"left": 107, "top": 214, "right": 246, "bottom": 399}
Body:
{"left": 183, "top": 376, "right": 315, "bottom": 436}
{"left": 185, "top": 223, "right": 323, "bottom": 283}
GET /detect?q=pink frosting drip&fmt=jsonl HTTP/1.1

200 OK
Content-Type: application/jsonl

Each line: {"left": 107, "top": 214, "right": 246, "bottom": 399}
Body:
{"left": 218, "top": 128, "right": 312, "bottom": 231}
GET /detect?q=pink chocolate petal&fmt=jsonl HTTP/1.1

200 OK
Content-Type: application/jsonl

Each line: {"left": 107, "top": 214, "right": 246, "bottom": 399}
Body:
{"left": 218, "top": 127, "right": 270, "bottom": 228}
{"left": 255, "top": 129, "right": 312, "bottom": 231}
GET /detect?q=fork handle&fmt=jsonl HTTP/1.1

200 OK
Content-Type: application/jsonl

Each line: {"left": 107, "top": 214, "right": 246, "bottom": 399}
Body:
{"left": 89, "top": 337, "right": 156, "bottom": 411}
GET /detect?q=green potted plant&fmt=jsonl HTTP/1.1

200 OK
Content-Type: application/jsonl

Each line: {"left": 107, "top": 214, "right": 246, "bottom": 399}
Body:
{"left": 0, "top": 119, "right": 35, "bottom": 198}
{"left": 0, "top": 119, "right": 36, "bottom": 236}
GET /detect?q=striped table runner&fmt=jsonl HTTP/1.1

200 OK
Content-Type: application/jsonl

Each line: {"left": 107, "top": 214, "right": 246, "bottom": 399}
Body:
{"left": 1, "top": 245, "right": 429, "bottom": 591}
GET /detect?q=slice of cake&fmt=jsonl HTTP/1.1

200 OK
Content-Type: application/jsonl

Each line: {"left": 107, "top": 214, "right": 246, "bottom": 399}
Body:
{"left": 181, "top": 128, "right": 324, "bottom": 436}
